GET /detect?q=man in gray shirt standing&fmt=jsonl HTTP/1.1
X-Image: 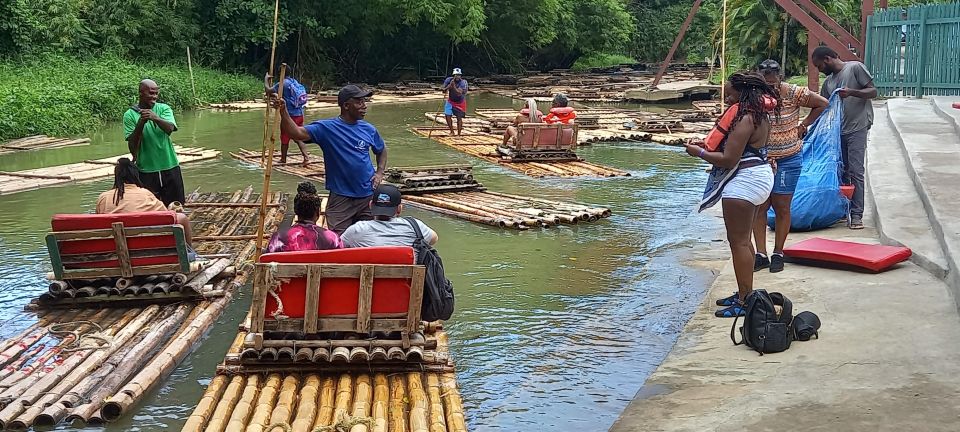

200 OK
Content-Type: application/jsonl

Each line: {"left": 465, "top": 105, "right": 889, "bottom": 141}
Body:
{"left": 811, "top": 46, "right": 877, "bottom": 230}
{"left": 340, "top": 184, "right": 439, "bottom": 248}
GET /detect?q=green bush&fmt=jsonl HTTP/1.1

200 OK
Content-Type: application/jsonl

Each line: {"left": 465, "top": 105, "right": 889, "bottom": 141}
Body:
{"left": 571, "top": 53, "right": 637, "bottom": 71}
{"left": 0, "top": 55, "right": 260, "bottom": 140}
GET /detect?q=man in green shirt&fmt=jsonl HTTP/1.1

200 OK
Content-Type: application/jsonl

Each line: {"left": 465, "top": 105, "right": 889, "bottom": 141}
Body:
{"left": 123, "top": 79, "right": 184, "bottom": 206}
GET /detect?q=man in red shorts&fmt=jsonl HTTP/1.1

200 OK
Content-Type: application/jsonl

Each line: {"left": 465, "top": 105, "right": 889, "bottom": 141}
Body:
{"left": 265, "top": 68, "right": 311, "bottom": 166}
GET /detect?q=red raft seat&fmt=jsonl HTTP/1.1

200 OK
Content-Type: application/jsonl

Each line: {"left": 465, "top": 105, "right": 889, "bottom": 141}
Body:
{"left": 258, "top": 247, "right": 416, "bottom": 320}
{"left": 46, "top": 211, "right": 190, "bottom": 280}
{"left": 783, "top": 237, "right": 912, "bottom": 273}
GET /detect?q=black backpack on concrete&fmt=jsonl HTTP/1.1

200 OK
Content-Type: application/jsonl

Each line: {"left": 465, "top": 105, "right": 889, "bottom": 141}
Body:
{"left": 404, "top": 217, "right": 454, "bottom": 322}
{"left": 731, "top": 290, "right": 793, "bottom": 355}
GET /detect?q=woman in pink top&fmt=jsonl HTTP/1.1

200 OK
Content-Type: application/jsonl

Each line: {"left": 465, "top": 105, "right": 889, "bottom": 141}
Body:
{"left": 266, "top": 182, "right": 343, "bottom": 253}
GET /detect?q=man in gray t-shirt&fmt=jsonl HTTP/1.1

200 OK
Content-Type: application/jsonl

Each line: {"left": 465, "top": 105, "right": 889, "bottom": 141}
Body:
{"left": 811, "top": 46, "right": 878, "bottom": 230}
{"left": 340, "top": 184, "right": 438, "bottom": 248}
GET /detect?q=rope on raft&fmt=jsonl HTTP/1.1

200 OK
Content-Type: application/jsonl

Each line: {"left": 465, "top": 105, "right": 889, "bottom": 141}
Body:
{"left": 48, "top": 321, "right": 113, "bottom": 352}
{"left": 265, "top": 413, "right": 374, "bottom": 432}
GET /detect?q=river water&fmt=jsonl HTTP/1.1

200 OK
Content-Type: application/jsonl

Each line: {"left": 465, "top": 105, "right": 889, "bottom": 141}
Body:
{"left": 0, "top": 93, "right": 721, "bottom": 431}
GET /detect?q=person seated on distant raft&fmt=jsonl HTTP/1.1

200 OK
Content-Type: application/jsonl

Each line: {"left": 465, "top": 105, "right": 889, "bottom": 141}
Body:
{"left": 266, "top": 181, "right": 343, "bottom": 253}
{"left": 340, "top": 184, "right": 438, "bottom": 248}
{"left": 96, "top": 158, "right": 198, "bottom": 260}
{"left": 501, "top": 98, "right": 544, "bottom": 148}
{"left": 543, "top": 93, "right": 577, "bottom": 124}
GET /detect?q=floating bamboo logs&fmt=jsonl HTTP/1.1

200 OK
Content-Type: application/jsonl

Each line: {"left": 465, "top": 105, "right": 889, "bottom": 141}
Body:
{"left": 226, "top": 374, "right": 261, "bottom": 432}
{"left": 402, "top": 190, "right": 610, "bottom": 230}
{"left": 290, "top": 374, "right": 321, "bottom": 432}
{"left": 182, "top": 374, "right": 230, "bottom": 432}
{"left": 183, "top": 258, "right": 232, "bottom": 294}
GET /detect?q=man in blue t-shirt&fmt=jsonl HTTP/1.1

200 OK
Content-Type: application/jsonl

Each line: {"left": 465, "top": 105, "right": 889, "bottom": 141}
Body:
{"left": 265, "top": 68, "right": 311, "bottom": 166}
{"left": 277, "top": 85, "right": 388, "bottom": 234}
{"left": 442, "top": 68, "right": 468, "bottom": 136}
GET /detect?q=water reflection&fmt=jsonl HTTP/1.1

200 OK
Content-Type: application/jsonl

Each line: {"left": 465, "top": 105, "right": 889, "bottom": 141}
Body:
{"left": 0, "top": 93, "right": 720, "bottom": 431}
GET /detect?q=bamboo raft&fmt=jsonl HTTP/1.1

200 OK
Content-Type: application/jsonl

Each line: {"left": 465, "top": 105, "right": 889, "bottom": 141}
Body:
{"left": 0, "top": 146, "right": 221, "bottom": 195}
{"left": 182, "top": 326, "right": 465, "bottom": 432}
{"left": 232, "top": 152, "right": 612, "bottom": 229}
{"left": 209, "top": 92, "right": 445, "bottom": 111}
{"left": 0, "top": 188, "right": 286, "bottom": 429}
{"left": 0, "top": 135, "right": 91, "bottom": 156}
{"left": 411, "top": 126, "right": 628, "bottom": 178}
{"left": 231, "top": 148, "right": 326, "bottom": 181}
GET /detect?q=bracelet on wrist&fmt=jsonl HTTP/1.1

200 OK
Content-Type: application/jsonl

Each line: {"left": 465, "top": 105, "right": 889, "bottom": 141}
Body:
{"left": 699, "top": 148, "right": 706, "bottom": 158}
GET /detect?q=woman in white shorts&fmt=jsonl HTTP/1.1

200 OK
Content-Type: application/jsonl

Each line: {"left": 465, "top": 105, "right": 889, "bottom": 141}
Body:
{"left": 685, "top": 72, "right": 779, "bottom": 317}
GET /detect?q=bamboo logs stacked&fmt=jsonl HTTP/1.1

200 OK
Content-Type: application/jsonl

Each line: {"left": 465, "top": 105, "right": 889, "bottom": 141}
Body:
{"left": 0, "top": 135, "right": 91, "bottom": 155}
{"left": 386, "top": 165, "right": 484, "bottom": 194}
{"left": 181, "top": 331, "right": 465, "bottom": 432}
{"left": 402, "top": 190, "right": 611, "bottom": 230}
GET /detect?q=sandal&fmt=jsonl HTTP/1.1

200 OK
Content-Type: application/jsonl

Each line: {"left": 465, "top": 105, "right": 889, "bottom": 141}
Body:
{"left": 715, "top": 302, "right": 746, "bottom": 318}
{"left": 716, "top": 292, "right": 739, "bottom": 307}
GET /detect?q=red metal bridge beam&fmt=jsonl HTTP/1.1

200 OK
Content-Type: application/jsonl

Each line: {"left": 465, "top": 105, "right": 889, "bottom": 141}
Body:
{"left": 773, "top": 0, "right": 860, "bottom": 61}
{"left": 652, "top": 0, "right": 705, "bottom": 88}
{"left": 793, "top": 0, "right": 864, "bottom": 54}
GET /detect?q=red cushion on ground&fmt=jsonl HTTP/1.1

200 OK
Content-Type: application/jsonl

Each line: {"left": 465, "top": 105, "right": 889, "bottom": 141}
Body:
{"left": 259, "top": 247, "right": 416, "bottom": 319}
{"left": 783, "top": 237, "right": 912, "bottom": 272}
{"left": 51, "top": 212, "right": 181, "bottom": 269}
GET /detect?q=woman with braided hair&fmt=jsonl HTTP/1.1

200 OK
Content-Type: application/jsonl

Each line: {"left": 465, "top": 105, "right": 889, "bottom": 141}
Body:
{"left": 96, "top": 157, "right": 194, "bottom": 247}
{"left": 685, "top": 72, "right": 780, "bottom": 317}
{"left": 266, "top": 181, "right": 343, "bottom": 253}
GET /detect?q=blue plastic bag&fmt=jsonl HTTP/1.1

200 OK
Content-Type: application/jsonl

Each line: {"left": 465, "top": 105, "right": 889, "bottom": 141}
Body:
{"left": 767, "top": 91, "right": 848, "bottom": 231}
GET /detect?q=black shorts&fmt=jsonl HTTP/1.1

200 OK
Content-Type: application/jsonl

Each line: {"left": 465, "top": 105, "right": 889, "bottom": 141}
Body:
{"left": 325, "top": 192, "right": 373, "bottom": 235}
{"left": 141, "top": 166, "right": 185, "bottom": 207}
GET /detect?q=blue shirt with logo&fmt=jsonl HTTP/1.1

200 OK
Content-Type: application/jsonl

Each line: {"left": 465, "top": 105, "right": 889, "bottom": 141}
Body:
{"left": 442, "top": 77, "right": 468, "bottom": 103}
{"left": 271, "top": 78, "right": 306, "bottom": 116}
{"left": 304, "top": 117, "right": 385, "bottom": 198}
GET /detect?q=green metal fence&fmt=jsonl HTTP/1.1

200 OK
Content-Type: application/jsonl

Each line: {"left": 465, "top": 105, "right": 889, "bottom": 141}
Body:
{"left": 866, "top": 2, "right": 960, "bottom": 97}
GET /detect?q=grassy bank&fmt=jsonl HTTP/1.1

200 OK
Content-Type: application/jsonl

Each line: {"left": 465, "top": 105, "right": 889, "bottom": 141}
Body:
{"left": 0, "top": 56, "right": 261, "bottom": 141}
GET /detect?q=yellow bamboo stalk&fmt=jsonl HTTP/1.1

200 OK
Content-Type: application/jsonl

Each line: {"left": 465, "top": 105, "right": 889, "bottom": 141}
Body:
{"left": 182, "top": 375, "right": 230, "bottom": 431}
{"left": 425, "top": 374, "right": 446, "bottom": 432}
{"left": 372, "top": 374, "right": 389, "bottom": 432}
{"left": 291, "top": 374, "right": 321, "bottom": 432}
{"left": 331, "top": 375, "right": 354, "bottom": 426}
{"left": 440, "top": 374, "right": 466, "bottom": 432}
{"left": 388, "top": 375, "right": 408, "bottom": 432}
{"left": 205, "top": 375, "right": 247, "bottom": 432}
{"left": 406, "top": 373, "right": 429, "bottom": 432}
{"left": 255, "top": 63, "right": 288, "bottom": 261}
{"left": 350, "top": 374, "right": 373, "bottom": 432}
{"left": 269, "top": 375, "right": 300, "bottom": 428}
{"left": 721, "top": 0, "right": 727, "bottom": 111}
{"left": 246, "top": 373, "right": 283, "bottom": 432}
{"left": 225, "top": 374, "right": 261, "bottom": 432}
{"left": 260, "top": 0, "right": 282, "bottom": 162}
{"left": 313, "top": 376, "right": 337, "bottom": 429}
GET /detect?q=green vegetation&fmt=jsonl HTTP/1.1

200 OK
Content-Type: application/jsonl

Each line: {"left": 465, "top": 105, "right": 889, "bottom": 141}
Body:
{"left": 0, "top": 56, "right": 260, "bottom": 141}
{"left": 572, "top": 53, "right": 638, "bottom": 71}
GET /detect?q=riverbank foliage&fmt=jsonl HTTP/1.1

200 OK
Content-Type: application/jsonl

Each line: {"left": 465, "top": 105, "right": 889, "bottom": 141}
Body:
{"left": 0, "top": 56, "right": 260, "bottom": 141}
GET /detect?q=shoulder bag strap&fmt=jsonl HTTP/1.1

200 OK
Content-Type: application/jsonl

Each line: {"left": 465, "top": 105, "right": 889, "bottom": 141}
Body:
{"left": 403, "top": 217, "right": 424, "bottom": 241}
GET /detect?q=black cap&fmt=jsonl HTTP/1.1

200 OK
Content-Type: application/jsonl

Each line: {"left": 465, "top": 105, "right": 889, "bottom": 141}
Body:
{"left": 758, "top": 59, "right": 781, "bottom": 73}
{"left": 338, "top": 84, "right": 373, "bottom": 106}
{"left": 371, "top": 184, "right": 402, "bottom": 217}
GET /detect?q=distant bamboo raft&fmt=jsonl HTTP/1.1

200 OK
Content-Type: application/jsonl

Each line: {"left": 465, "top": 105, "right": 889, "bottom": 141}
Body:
{"left": 411, "top": 127, "right": 628, "bottom": 178}
{"left": 231, "top": 148, "right": 326, "bottom": 180}
{"left": 0, "top": 135, "right": 91, "bottom": 155}
{"left": 209, "top": 92, "right": 446, "bottom": 111}
{"left": 0, "top": 146, "right": 220, "bottom": 196}
{"left": 0, "top": 188, "right": 286, "bottom": 429}
{"left": 404, "top": 190, "right": 611, "bottom": 230}
{"left": 181, "top": 327, "right": 466, "bottom": 432}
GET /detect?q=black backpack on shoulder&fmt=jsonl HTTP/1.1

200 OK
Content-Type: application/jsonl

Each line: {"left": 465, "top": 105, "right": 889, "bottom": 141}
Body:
{"left": 403, "top": 217, "right": 454, "bottom": 322}
{"left": 731, "top": 289, "right": 794, "bottom": 355}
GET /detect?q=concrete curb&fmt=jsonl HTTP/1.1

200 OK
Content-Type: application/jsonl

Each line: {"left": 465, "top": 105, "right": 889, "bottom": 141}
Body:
{"left": 931, "top": 96, "right": 960, "bottom": 139}
{"left": 885, "top": 98, "right": 960, "bottom": 307}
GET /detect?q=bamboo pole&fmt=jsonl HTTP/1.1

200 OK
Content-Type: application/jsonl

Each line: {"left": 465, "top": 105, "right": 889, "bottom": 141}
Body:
{"left": 290, "top": 374, "right": 321, "bottom": 432}
{"left": 721, "top": 0, "right": 727, "bottom": 111}
{"left": 245, "top": 373, "right": 282, "bottom": 432}
{"left": 261, "top": 0, "right": 282, "bottom": 162}
{"left": 388, "top": 374, "right": 408, "bottom": 432}
{"left": 187, "top": 47, "right": 198, "bottom": 104}
{"left": 425, "top": 374, "right": 446, "bottom": 432}
{"left": 225, "top": 374, "right": 261, "bottom": 432}
{"left": 269, "top": 374, "right": 300, "bottom": 428}
{"left": 181, "top": 374, "right": 230, "bottom": 431}
{"left": 439, "top": 374, "right": 466, "bottom": 432}
{"left": 407, "top": 373, "right": 429, "bottom": 432}
{"left": 199, "top": 374, "right": 247, "bottom": 432}
{"left": 348, "top": 374, "right": 373, "bottom": 432}
{"left": 313, "top": 376, "right": 337, "bottom": 429}
{"left": 0, "top": 310, "right": 64, "bottom": 367}
{"left": 372, "top": 374, "right": 389, "bottom": 432}
{"left": 183, "top": 258, "right": 231, "bottom": 293}
{"left": 329, "top": 374, "right": 354, "bottom": 427}
{"left": 255, "top": 63, "right": 288, "bottom": 261}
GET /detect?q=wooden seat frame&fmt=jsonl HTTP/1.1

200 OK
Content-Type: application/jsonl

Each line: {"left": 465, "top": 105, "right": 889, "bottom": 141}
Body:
{"left": 249, "top": 262, "right": 426, "bottom": 349}
{"left": 45, "top": 222, "right": 190, "bottom": 280}
{"left": 512, "top": 122, "right": 579, "bottom": 152}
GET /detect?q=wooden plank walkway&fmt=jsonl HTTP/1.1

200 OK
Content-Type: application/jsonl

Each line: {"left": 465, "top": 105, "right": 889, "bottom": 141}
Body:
{"left": 0, "top": 146, "right": 220, "bottom": 195}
